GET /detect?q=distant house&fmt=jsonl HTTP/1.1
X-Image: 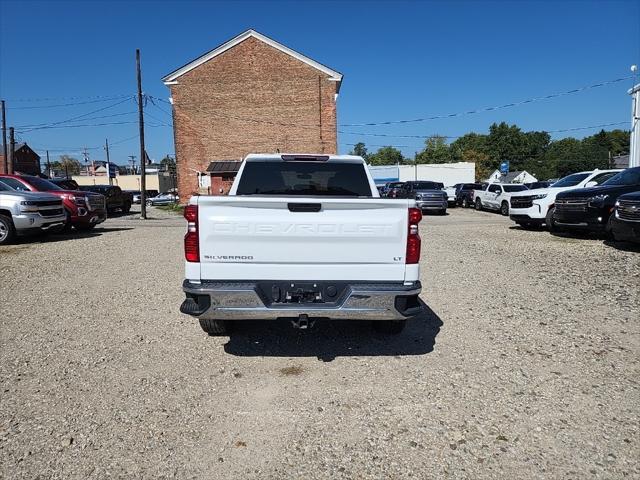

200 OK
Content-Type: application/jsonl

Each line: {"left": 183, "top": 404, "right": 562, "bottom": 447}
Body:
{"left": 207, "top": 160, "right": 242, "bottom": 194}
{"left": 163, "top": 29, "right": 343, "bottom": 200}
{"left": 486, "top": 169, "right": 537, "bottom": 184}
{"left": 0, "top": 143, "right": 41, "bottom": 175}
{"left": 611, "top": 154, "right": 629, "bottom": 169}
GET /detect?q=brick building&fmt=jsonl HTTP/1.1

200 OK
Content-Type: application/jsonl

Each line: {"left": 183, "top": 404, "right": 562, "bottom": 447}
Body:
{"left": 162, "top": 29, "right": 343, "bottom": 200}
{"left": 0, "top": 143, "right": 41, "bottom": 175}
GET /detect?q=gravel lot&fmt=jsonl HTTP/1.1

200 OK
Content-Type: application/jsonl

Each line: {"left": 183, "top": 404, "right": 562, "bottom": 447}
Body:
{"left": 1, "top": 206, "right": 638, "bottom": 479}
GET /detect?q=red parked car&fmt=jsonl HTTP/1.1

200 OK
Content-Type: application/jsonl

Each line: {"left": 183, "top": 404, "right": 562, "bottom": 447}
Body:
{"left": 0, "top": 175, "right": 107, "bottom": 231}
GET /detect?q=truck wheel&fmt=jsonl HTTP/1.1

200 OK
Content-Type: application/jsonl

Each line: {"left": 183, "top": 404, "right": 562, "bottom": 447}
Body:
{"left": 122, "top": 202, "right": 131, "bottom": 214}
{"left": 475, "top": 198, "right": 483, "bottom": 211}
{"left": 462, "top": 198, "right": 469, "bottom": 208}
{"left": 372, "top": 319, "right": 406, "bottom": 334}
{"left": 62, "top": 210, "right": 73, "bottom": 232}
{"left": 0, "top": 214, "right": 16, "bottom": 245}
{"left": 75, "top": 223, "right": 96, "bottom": 232}
{"left": 604, "top": 215, "right": 615, "bottom": 240}
{"left": 545, "top": 207, "right": 557, "bottom": 232}
{"left": 199, "top": 319, "right": 231, "bottom": 336}
{"left": 500, "top": 201, "right": 509, "bottom": 216}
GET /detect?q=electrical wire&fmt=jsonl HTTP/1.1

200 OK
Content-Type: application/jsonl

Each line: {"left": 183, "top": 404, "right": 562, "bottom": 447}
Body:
{"left": 6, "top": 94, "right": 133, "bottom": 110}
{"left": 15, "top": 97, "right": 135, "bottom": 131}
{"left": 151, "top": 75, "right": 633, "bottom": 129}
{"left": 16, "top": 121, "right": 139, "bottom": 133}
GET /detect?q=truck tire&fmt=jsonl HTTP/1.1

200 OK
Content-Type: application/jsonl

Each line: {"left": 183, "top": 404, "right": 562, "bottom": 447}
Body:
{"left": 545, "top": 207, "right": 557, "bottom": 232}
{"left": 75, "top": 223, "right": 96, "bottom": 232}
{"left": 372, "top": 319, "right": 406, "bottom": 334}
{"left": 475, "top": 198, "right": 483, "bottom": 211}
{"left": 0, "top": 214, "right": 16, "bottom": 245}
{"left": 605, "top": 215, "right": 615, "bottom": 240}
{"left": 62, "top": 210, "right": 73, "bottom": 232}
{"left": 500, "top": 201, "right": 509, "bottom": 216}
{"left": 199, "top": 319, "right": 231, "bottom": 336}
{"left": 122, "top": 202, "right": 131, "bottom": 214}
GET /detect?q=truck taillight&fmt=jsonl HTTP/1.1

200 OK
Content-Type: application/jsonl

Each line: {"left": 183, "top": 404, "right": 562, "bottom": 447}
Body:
{"left": 406, "top": 207, "right": 422, "bottom": 264}
{"left": 184, "top": 204, "right": 199, "bottom": 262}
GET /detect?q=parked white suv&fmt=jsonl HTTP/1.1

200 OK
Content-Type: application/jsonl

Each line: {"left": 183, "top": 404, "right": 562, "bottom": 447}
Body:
{"left": 473, "top": 182, "right": 529, "bottom": 215}
{"left": 509, "top": 169, "right": 622, "bottom": 230}
{"left": 179, "top": 153, "right": 425, "bottom": 336}
{"left": 0, "top": 182, "right": 67, "bottom": 244}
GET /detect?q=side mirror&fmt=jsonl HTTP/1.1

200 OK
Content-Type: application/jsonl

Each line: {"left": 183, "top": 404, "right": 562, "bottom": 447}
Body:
{"left": 585, "top": 181, "right": 597, "bottom": 187}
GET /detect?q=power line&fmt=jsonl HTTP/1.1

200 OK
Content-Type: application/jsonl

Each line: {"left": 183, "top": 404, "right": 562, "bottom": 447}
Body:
{"left": 340, "top": 121, "right": 629, "bottom": 140}
{"left": 16, "top": 110, "right": 137, "bottom": 130}
{"left": 4, "top": 93, "right": 132, "bottom": 103}
{"left": 152, "top": 75, "right": 633, "bottom": 129}
{"left": 147, "top": 97, "right": 173, "bottom": 118}
{"left": 6, "top": 94, "right": 133, "bottom": 110}
{"left": 16, "top": 120, "right": 138, "bottom": 133}
{"left": 30, "top": 134, "right": 140, "bottom": 153}
{"left": 15, "top": 97, "right": 134, "bottom": 131}
{"left": 341, "top": 76, "right": 635, "bottom": 126}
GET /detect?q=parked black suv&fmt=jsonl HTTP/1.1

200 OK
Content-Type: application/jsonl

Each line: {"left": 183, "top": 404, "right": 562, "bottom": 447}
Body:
{"left": 610, "top": 191, "right": 640, "bottom": 243}
{"left": 455, "top": 183, "right": 484, "bottom": 208}
{"left": 78, "top": 185, "right": 133, "bottom": 214}
{"left": 553, "top": 167, "right": 640, "bottom": 235}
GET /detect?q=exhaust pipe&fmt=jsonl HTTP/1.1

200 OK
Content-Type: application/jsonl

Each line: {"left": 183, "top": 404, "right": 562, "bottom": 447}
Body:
{"left": 291, "top": 314, "right": 315, "bottom": 330}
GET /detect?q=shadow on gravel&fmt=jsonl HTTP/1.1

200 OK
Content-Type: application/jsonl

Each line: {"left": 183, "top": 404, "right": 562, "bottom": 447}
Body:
{"left": 18, "top": 227, "right": 134, "bottom": 244}
{"left": 508, "top": 225, "right": 545, "bottom": 232}
{"left": 223, "top": 304, "right": 443, "bottom": 362}
{"left": 603, "top": 240, "right": 640, "bottom": 252}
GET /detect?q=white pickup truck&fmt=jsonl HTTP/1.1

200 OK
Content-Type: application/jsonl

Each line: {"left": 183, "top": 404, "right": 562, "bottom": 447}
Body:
{"left": 508, "top": 169, "right": 622, "bottom": 230}
{"left": 180, "top": 154, "right": 425, "bottom": 336}
{"left": 473, "top": 182, "right": 529, "bottom": 215}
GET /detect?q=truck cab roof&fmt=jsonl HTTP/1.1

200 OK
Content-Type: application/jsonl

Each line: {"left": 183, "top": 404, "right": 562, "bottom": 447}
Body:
{"left": 244, "top": 153, "right": 365, "bottom": 163}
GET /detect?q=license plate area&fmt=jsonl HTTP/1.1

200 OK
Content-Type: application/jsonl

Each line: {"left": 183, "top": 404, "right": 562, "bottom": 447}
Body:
{"left": 256, "top": 281, "right": 349, "bottom": 307}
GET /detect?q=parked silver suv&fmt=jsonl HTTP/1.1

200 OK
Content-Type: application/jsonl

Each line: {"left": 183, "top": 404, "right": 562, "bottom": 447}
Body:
{"left": 0, "top": 182, "right": 67, "bottom": 244}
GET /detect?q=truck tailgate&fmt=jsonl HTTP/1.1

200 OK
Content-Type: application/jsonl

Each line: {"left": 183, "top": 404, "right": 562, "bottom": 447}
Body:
{"left": 195, "top": 196, "right": 412, "bottom": 281}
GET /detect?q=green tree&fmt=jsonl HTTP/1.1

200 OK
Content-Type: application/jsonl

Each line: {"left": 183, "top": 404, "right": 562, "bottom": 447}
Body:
{"left": 485, "top": 122, "right": 531, "bottom": 170}
{"left": 349, "top": 142, "right": 369, "bottom": 161}
{"left": 450, "top": 133, "right": 490, "bottom": 160}
{"left": 416, "top": 135, "right": 451, "bottom": 164}
{"left": 461, "top": 149, "right": 493, "bottom": 182}
{"left": 367, "top": 146, "right": 404, "bottom": 165}
{"left": 58, "top": 155, "right": 81, "bottom": 175}
{"left": 160, "top": 155, "right": 176, "bottom": 172}
{"left": 543, "top": 138, "right": 584, "bottom": 178}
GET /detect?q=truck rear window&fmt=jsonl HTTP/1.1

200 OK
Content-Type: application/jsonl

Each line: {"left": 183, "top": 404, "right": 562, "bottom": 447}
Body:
{"left": 236, "top": 162, "right": 373, "bottom": 196}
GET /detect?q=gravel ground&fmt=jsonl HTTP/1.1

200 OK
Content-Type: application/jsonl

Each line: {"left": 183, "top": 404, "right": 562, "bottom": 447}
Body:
{"left": 1, "top": 206, "right": 639, "bottom": 479}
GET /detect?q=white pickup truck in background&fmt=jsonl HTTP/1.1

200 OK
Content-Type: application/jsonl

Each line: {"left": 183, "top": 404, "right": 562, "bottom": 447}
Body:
{"left": 180, "top": 154, "right": 425, "bottom": 336}
{"left": 473, "top": 182, "right": 529, "bottom": 215}
{"left": 508, "top": 169, "right": 622, "bottom": 230}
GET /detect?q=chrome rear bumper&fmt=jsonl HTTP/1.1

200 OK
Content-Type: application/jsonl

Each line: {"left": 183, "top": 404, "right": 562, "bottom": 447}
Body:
{"left": 181, "top": 280, "right": 423, "bottom": 321}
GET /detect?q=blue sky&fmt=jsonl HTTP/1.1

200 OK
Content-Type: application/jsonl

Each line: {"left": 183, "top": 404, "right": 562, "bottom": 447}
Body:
{"left": 1, "top": 0, "right": 639, "bottom": 165}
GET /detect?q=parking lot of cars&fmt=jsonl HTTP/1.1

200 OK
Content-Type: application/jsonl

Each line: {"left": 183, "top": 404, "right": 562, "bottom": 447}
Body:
{"left": 0, "top": 175, "right": 178, "bottom": 245}
{"left": 378, "top": 166, "right": 640, "bottom": 245}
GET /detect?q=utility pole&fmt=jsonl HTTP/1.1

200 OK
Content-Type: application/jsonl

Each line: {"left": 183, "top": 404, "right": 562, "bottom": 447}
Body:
{"left": 8, "top": 127, "right": 15, "bottom": 174}
{"left": 46, "top": 150, "right": 51, "bottom": 178}
{"left": 105, "top": 139, "right": 112, "bottom": 186}
{"left": 82, "top": 147, "right": 90, "bottom": 175}
{"left": 629, "top": 79, "right": 640, "bottom": 168}
{"left": 136, "top": 48, "right": 147, "bottom": 219}
{"left": 128, "top": 155, "right": 136, "bottom": 175}
{"left": 1, "top": 100, "right": 7, "bottom": 174}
